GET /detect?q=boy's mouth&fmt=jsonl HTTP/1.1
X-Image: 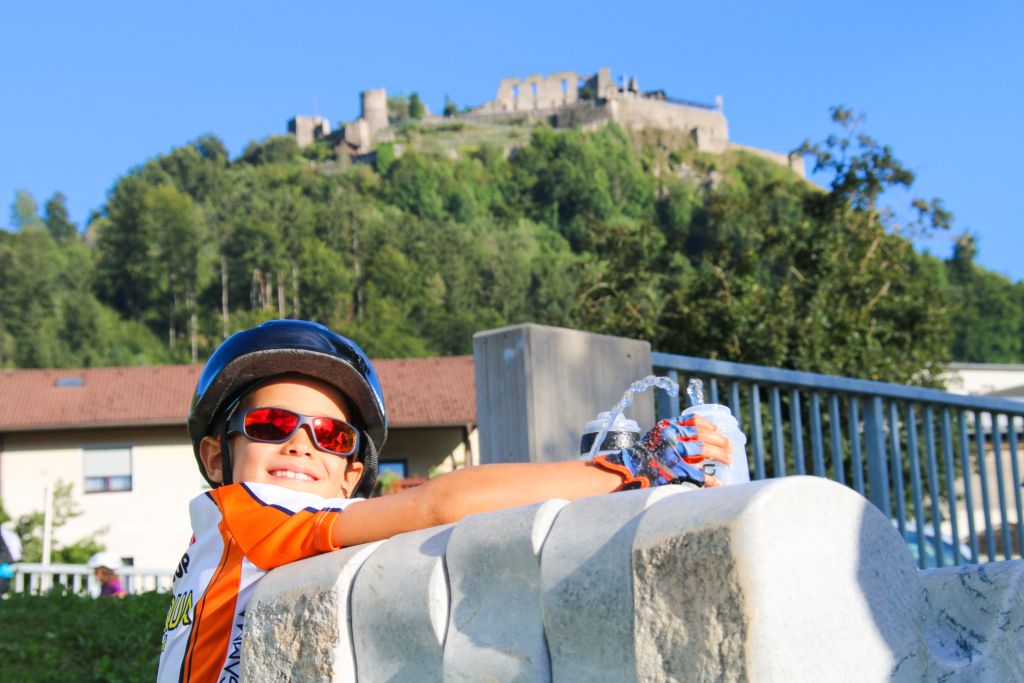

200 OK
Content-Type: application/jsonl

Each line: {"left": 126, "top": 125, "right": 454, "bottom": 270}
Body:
{"left": 269, "top": 469, "right": 317, "bottom": 482}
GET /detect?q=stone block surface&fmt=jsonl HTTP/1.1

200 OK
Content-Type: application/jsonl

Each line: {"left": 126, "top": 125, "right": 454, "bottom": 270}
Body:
{"left": 350, "top": 524, "right": 453, "bottom": 683}
{"left": 239, "top": 476, "right": 1024, "bottom": 683}
{"left": 540, "top": 486, "right": 688, "bottom": 681}
{"left": 240, "top": 541, "right": 382, "bottom": 682}
{"left": 631, "top": 476, "right": 926, "bottom": 682}
{"left": 443, "top": 498, "right": 568, "bottom": 682}
{"left": 919, "top": 559, "right": 1024, "bottom": 681}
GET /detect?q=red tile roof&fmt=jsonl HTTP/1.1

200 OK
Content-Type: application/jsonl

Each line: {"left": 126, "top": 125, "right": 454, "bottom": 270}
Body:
{"left": 0, "top": 356, "right": 475, "bottom": 433}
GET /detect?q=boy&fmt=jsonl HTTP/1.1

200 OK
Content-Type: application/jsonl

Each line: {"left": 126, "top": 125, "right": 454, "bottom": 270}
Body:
{"left": 157, "top": 319, "right": 730, "bottom": 683}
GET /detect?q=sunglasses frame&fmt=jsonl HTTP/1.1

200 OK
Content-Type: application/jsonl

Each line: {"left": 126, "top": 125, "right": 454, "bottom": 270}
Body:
{"left": 226, "top": 406, "right": 360, "bottom": 458}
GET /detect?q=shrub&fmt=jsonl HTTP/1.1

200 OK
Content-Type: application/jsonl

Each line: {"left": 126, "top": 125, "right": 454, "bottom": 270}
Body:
{"left": 0, "top": 591, "right": 166, "bottom": 681}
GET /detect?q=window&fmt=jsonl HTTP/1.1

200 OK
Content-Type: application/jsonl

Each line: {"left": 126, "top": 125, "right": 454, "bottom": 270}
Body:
{"left": 83, "top": 447, "right": 132, "bottom": 493}
{"left": 378, "top": 460, "right": 408, "bottom": 479}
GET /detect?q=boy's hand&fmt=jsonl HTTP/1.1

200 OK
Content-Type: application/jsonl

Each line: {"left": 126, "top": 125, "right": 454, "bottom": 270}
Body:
{"left": 592, "top": 416, "right": 732, "bottom": 489}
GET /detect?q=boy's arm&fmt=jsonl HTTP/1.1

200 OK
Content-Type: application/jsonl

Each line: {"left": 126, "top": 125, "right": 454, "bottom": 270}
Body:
{"left": 333, "top": 415, "right": 731, "bottom": 548}
{"left": 333, "top": 461, "right": 622, "bottom": 548}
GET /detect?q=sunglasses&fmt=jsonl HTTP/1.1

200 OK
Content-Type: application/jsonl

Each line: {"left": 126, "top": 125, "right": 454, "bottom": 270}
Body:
{"left": 227, "top": 407, "right": 360, "bottom": 457}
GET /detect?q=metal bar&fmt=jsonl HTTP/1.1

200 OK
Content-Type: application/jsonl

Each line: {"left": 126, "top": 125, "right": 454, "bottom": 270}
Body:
{"left": 709, "top": 378, "right": 719, "bottom": 404}
{"left": 729, "top": 382, "right": 742, "bottom": 423}
{"left": 940, "top": 408, "right": 963, "bottom": 565}
{"left": 810, "top": 392, "right": 826, "bottom": 477}
{"left": 922, "top": 405, "right": 944, "bottom": 566}
{"left": 849, "top": 397, "right": 865, "bottom": 495}
{"left": 653, "top": 352, "right": 1024, "bottom": 414}
{"left": 1008, "top": 417, "right": 1024, "bottom": 558}
{"left": 656, "top": 369, "right": 680, "bottom": 420}
{"left": 905, "top": 404, "right": 928, "bottom": 568}
{"left": 864, "top": 396, "right": 892, "bottom": 517}
{"left": 770, "top": 387, "right": 786, "bottom": 477}
{"left": 974, "top": 410, "right": 996, "bottom": 562}
{"left": 990, "top": 414, "right": 1013, "bottom": 560}
{"left": 888, "top": 400, "right": 907, "bottom": 538}
{"left": 959, "top": 410, "right": 980, "bottom": 562}
{"left": 750, "top": 384, "right": 766, "bottom": 480}
{"left": 789, "top": 389, "right": 805, "bottom": 476}
{"left": 829, "top": 394, "right": 845, "bottom": 485}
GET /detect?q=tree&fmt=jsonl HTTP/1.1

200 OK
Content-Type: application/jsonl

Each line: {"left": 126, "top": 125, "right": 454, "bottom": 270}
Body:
{"left": 408, "top": 92, "right": 425, "bottom": 120}
{"left": 947, "top": 234, "right": 1024, "bottom": 362}
{"left": 43, "top": 192, "right": 77, "bottom": 242}
{"left": 0, "top": 481, "right": 106, "bottom": 564}
{"left": 9, "top": 189, "right": 44, "bottom": 230}
{"left": 443, "top": 96, "right": 458, "bottom": 117}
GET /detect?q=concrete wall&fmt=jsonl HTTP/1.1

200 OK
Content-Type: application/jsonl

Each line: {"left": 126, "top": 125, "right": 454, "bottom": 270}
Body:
{"left": 241, "top": 476, "right": 1024, "bottom": 681}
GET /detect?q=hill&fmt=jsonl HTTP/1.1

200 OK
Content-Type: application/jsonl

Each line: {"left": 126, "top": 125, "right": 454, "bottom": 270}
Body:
{"left": 2, "top": 106, "right": 1020, "bottom": 383}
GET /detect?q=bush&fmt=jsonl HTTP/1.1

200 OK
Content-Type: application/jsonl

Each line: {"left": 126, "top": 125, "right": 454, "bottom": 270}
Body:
{"left": 0, "top": 591, "right": 166, "bottom": 681}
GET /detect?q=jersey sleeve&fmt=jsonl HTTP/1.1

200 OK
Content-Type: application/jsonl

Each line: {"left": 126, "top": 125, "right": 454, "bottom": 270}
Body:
{"left": 211, "top": 483, "right": 351, "bottom": 570}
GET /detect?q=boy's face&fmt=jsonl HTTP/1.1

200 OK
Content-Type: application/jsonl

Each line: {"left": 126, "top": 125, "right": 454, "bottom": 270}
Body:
{"left": 199, "top": 375, "right": 365, "bottom": 498}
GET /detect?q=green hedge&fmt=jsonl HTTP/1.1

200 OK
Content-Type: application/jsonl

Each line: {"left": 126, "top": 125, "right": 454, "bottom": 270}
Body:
{"left": 0, "top": 591, "right": 166, "bottom": 682}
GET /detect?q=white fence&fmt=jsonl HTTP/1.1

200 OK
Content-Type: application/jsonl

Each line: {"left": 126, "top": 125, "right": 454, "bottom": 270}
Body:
{"left": 9, "top": 563, "right": 174, "bottom": 595}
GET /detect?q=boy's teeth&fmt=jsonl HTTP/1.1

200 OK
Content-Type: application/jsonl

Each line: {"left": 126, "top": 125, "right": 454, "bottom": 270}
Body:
{"left": 272, "top": 470, "right": 314, "bottom": 481}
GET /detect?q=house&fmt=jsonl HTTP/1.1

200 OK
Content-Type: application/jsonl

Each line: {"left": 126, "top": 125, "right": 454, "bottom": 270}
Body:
{"left": 0, "top": 357, "right": 476, "bottom": 570}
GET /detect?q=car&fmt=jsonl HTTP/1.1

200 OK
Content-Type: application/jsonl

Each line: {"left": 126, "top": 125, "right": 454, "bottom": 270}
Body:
{"left": 894, "top": 520, "right": 974, "bottom": 568}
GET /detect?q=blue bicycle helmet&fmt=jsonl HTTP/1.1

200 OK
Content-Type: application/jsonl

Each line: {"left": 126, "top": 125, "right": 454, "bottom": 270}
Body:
{"left": 187, "top": 320, "right": 387, "bottom": 498}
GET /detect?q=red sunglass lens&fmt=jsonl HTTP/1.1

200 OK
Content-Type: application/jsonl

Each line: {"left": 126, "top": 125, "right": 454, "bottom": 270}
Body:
{"left": 312, "top": 417, "right": 357, "bottom": 454}
{"left": 245, "top": 408, "right": 299, "bottom": 441}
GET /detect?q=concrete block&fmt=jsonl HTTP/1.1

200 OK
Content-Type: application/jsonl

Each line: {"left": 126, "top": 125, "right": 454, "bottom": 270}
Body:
{"left": 631, "top": 476, "right": 927, "bottom": 682}
{"left": 540, "top": 485, "right": 689, "bottom": 681}
{"left": 350, "top": 524, "right": 453, "bottom": 683}
{"left": 919, "top": 560, "right": 1024, "bottom": 681}
{"left": 240, "top": 541, "right": 383, "bottom": 682}
{"left": 473, "top": 323, "right": 654, "bottom": 465}
{"left": 443, "top": 498, "right": 569, "bottom": 682}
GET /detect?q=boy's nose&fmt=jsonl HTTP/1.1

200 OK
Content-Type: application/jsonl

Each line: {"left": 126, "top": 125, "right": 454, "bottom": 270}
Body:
{"left": 283, "top": 425, "right": 317, "bottom": 455}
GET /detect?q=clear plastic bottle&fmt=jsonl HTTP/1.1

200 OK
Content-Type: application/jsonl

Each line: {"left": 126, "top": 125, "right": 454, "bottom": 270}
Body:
{"left": 580, "top": 411, "right": 641, "bottom": 459}
{"left": 682, "top": 380, "right": 750, "bottom": 485}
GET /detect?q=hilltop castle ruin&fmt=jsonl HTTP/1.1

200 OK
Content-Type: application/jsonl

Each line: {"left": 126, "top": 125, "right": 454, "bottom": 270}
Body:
{"left": 288, "top": 68, "right": 804, "bottom": 177}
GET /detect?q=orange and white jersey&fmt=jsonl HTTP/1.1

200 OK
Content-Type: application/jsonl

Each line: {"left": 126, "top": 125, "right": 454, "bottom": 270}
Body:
{"left": 157, "top": 482, "right": 362, "bottom": 683}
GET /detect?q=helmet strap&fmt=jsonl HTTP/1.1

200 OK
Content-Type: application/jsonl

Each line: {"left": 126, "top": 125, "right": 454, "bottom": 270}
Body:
{"left": 355, "top": 435, "right": 378, "bottom": 499}
{"left": 219, "top": 421, "right": 234, "bottom": 486}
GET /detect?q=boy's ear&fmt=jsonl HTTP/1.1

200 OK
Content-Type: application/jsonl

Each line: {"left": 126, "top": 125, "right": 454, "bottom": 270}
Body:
{"left": 199, "top": 436, "right": 225, "bottom": 485}
{"left": 339, "top": 459, "right": 365, "bottom": 498}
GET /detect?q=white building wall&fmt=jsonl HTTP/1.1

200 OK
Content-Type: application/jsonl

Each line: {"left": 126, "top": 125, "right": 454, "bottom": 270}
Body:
{"left": 1, "top": 427, "right": 201, "bottom": 571}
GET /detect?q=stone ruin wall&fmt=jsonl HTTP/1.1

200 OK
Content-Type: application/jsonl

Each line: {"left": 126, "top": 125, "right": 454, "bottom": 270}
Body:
{"left": 289, "top": 68, "right": 805, "bottom": 178}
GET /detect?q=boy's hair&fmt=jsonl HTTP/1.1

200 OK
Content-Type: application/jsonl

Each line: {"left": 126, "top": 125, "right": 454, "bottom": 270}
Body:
{"left": 188, "top": 320, "right": 387, "bottom": 498}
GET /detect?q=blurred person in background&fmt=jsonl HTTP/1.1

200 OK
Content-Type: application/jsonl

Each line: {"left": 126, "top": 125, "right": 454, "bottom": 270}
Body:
{"left": 0, "top": 523, "right": 22, "bottom": 595}
{"left": 87, "top": 551, "right": 126, "bottom": 598}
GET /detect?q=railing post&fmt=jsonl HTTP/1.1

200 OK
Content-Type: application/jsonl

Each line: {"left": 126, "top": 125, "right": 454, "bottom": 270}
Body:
{"left": 863, "top": 396, "right": 892, "bottom": 517}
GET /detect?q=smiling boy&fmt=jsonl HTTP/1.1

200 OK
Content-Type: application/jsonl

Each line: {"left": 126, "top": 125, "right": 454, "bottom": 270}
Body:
{"left": 157, "top": 320, "right": 730, "bottom": 683}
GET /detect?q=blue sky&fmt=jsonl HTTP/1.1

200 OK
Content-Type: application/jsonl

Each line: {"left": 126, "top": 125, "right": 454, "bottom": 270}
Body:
{"left": 3, "top": 1, "right": 1021, "bottom": 279}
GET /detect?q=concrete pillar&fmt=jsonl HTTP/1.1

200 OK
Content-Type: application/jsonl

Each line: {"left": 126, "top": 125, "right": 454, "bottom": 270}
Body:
{"left": 472, "top": 324, "right": 654, "bottom": 465}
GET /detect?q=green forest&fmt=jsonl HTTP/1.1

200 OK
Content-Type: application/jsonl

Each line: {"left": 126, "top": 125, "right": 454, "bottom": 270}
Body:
{"left": 2, "top": 106, "right": 1021, "bottom": 385}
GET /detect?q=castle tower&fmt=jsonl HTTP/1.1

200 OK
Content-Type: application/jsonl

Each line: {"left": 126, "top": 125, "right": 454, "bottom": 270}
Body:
{"left": 361, "top": 89, "right": 389, "bottom": 134}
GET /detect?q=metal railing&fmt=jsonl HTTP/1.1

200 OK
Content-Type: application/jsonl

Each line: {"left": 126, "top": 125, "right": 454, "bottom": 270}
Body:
{"left": 653, "top": 352, "right": 1024, "bottom": 569}
{"left": 9, "top": 563, "right": 174, "bottom": 595}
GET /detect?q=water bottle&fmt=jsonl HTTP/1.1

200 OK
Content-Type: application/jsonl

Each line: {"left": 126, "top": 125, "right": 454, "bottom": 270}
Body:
{"left": 681, "top": 380, "right": 750, "bottom": 485}
{"left": 580, "top": 411, "right": 640, "bottom": 459}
